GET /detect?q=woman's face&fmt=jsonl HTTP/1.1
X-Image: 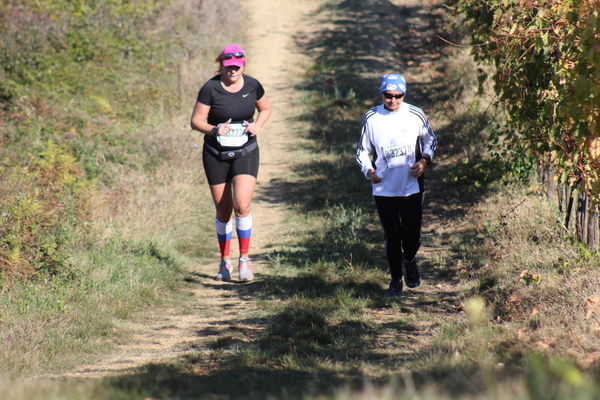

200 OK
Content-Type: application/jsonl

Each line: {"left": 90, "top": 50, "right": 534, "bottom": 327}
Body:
{"left": 222, "top": 65, "right": 244, "bottom": 83}
{"left": 382, "top": 91, "right": 404, "bottom": 112}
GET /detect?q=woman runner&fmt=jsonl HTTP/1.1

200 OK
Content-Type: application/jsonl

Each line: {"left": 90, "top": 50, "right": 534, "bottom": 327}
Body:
{"left": 191, "top": 44, "right": 272, "bottom": 281}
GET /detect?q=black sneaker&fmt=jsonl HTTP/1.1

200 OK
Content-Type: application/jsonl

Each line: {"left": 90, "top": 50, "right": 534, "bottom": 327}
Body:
{"left": 384, "top": 280, "right": 402, "bottom": 297}
{"left": 405, "top": 259, "right": 421, "bottom": 288}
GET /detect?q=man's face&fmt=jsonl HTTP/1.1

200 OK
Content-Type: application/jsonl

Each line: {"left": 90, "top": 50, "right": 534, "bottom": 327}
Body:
{"left": 382, "top": 91, "right": 404, "bottom": 111}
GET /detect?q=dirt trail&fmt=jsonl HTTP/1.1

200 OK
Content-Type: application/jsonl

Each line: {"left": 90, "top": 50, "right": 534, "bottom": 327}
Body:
{"left": 62, "top": 0, "right": 462, "bottom": 382}
{"left": 62, "top": 0, "right": 320, "bottom": 378}
{"left": 242, "top": 0, "right": 321, "bottom": 259}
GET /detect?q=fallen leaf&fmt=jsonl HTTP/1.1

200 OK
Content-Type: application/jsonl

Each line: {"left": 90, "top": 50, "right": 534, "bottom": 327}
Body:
{"left": 535, "top": 338, "right": 554, "bottom": 350}
{"left": 585, "top": 297, "right": 599, "bottom": 319}
{"left": 519, "top": 270, "right": 529, "bottom": 278}
{"left": 508, "top": 293, "right": 524, "bottom": 306}
{"left": 535, "top": 341, "right": 550, "bottom": 350}
{"left": 566, "top": 349, "right": 581, "bottom": 359}
{"left": 517, "top": 328, "right": 528, "bottom": 340}
{"left": 580, "top": 353, "right": 600, "bottom": 368}
{"left": 531, "top": 306, "right": 540, "bottom": 317}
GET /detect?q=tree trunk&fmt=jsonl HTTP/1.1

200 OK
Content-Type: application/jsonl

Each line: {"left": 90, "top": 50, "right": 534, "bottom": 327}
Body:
{"left": 576, "top": 192, "right": 588, "bottom": 244}
{"left": 564, "top": 185, "right": 575, "bottom": 230}
{"left": 587, "top": 204, "right": 599, "bottom": 249}
{"left": 540, "top": 162, "right": 556, "bottom": 204}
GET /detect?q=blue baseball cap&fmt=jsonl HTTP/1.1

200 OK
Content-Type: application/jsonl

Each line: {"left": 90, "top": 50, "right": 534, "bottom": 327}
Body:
{"left": 379, "top": 74, "right": 407, "bottom": 94}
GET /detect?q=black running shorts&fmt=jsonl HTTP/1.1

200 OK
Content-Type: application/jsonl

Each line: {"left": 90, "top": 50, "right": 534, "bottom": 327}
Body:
{"left": 202, "top": 143, "right": 260, "bottom": 185}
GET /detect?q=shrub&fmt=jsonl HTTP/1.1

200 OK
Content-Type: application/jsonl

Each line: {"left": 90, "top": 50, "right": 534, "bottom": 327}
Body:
{"left": 0, "top": 141, "right": 91, "bottom": 279}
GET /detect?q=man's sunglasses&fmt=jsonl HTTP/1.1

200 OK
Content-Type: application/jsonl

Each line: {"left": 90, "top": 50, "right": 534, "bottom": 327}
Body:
{"left": 221, "top": 52, "right": 245, "bottom": 60}
{"left": 383, "top": 92, "right": 405, "bottom": 99}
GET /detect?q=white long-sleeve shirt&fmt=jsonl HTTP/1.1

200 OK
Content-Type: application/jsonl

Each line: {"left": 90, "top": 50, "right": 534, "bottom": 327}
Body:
{"left": 356, "top": 102, "right": 437, "bottom": 197}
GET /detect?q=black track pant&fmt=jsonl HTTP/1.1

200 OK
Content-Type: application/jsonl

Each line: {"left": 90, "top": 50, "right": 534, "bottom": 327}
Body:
{"left": 374, "top": 192, "right": 423, "bottom": 281}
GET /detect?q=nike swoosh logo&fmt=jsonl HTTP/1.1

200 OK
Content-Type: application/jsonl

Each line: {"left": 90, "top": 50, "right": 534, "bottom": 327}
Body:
{"left": 242, "top": 93, "right": 249, "bottom": 97}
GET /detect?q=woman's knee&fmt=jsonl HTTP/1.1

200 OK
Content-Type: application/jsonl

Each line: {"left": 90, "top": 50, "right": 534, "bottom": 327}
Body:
{"left": 215, "top": 203, "right": 233, "bottom": 221}
{"left": 233, "top": 188, "right": 254, "bottom": 217}
{"left": 234, "top": 203, "right": 252, "bottom": 217}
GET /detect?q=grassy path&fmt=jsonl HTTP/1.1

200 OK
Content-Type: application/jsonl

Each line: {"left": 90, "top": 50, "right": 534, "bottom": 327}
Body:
{"left": 56, "top": 0, "right": 481, "bottom": 397}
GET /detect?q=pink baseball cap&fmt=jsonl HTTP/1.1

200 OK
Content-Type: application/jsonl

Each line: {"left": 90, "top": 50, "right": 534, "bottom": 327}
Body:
{"left": 220, "top": 44, "right": 245, "bottom": 67}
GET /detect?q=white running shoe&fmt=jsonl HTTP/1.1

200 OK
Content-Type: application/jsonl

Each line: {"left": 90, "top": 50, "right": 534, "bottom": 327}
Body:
{"left": 215, "top": 260, "right": 233, "bottom": 281}
{"left": 238, "top": 257, "right": 254, "bottom": 281}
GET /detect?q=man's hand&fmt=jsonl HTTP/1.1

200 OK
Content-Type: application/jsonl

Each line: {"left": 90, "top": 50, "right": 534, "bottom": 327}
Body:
{"left": 367, "top": 169, "right": 382, "bottom": 183}
{"left": 410, "top": 159, "right": 427, "bottom": 177}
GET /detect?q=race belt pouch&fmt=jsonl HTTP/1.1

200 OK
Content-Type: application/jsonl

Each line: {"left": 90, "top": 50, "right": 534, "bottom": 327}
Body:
{"left": 205, "top": 141, "right": 258, "bottom": 161}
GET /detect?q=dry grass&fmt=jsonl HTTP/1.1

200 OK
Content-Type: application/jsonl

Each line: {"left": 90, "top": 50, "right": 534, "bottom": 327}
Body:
{"left": 457, "top": 185, "right": 600, "bottom": 370}
{"left": 91, "top": 124, "right": 212, "bottom": 253}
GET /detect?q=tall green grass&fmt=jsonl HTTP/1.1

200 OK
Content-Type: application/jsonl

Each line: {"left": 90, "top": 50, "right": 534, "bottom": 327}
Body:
{"left": 0, "top": 0, "right": 178, "bottom": 276}
{"left": 0, "top": 238, "right": 183, "bottom": 374}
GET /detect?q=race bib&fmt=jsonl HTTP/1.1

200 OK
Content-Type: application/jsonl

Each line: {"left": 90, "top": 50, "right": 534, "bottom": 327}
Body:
{"left": 383, "top": 143, "right": 413, "bottom": 168}
{"left": 216, "top": 123, "right": 248, "bottom": 147}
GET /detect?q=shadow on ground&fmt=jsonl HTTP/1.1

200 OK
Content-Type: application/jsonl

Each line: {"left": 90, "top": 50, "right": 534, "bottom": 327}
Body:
{"left": 102, "top": 272, "right": 471, "bottom": 400}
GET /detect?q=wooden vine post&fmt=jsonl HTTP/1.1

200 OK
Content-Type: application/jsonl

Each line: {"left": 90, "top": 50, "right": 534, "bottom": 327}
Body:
{"left": 540, "top": 164, "right": 599, "bottom": 248}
